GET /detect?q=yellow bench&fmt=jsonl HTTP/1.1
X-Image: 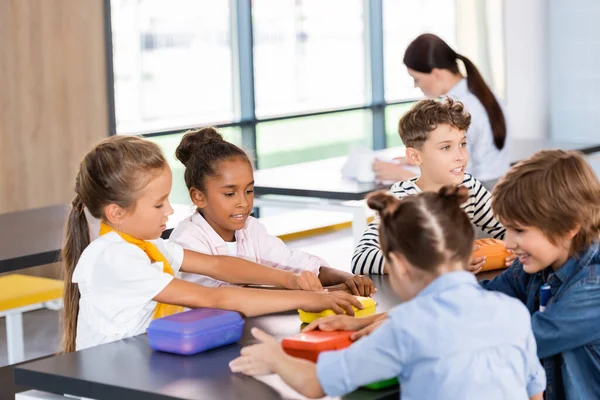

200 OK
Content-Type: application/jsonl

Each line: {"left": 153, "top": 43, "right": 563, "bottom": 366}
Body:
{"left": 0, "top": 275, "right": 63, "bottom": 364}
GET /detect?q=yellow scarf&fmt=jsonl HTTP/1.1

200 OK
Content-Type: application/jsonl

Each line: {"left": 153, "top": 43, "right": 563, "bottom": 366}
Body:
{"left": 99, "top": 222, "right": 184, "bottom": 319}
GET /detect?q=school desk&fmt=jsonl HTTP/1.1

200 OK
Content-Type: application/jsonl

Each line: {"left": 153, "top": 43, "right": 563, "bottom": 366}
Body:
{"left": 11, "top": 273, "right": 503, "bottom": 400}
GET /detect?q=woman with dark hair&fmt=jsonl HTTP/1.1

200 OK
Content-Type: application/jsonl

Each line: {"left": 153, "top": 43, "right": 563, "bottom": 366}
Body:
{"left": 373, "top": 34, "right": 509, "bottom": 190}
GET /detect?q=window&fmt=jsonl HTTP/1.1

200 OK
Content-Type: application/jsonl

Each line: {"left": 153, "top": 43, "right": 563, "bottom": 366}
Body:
{"left": 256, "top": 110, "right": 371, "bottom": 169}
{"left": 385, "top": 102, "right": 414, "bottom": 147}
{"left": 108, "top": 0, "right": 481, "bottom": 171}
{"left": 111, "top": 0, "right": 235, "bottom": 134}
{"left": 383, "top": 0, "right": 456, "bottom": 102}
{"left": 252, "top": 0, "right": 367, "bottom": 118}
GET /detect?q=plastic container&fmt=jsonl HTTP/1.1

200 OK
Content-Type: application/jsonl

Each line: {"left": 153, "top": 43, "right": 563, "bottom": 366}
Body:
{"left": 472, "top": 239, "right": 511, "bottom": 272}
{"left": 146, "top": 308, "right": 244, "bottom": 355}
{"left": 298, "top": 296, "right": 377, "bottom": 323}
{"left": 363, "top": 377, "right": 399, "bottom": 390}
{"left": 281, "top": 330, "right": 353, "bottom": 362}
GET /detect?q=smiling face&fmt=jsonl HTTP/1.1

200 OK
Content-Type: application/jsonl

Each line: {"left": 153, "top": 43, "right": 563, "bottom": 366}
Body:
{"left": 502, "top": 222, "right": 574, "bottom": 273}
{"left": 407, "top": 123, "right": 468, "bottom": 187}
{"left": 191, "top": 156, "right": 255, "bottom": 242}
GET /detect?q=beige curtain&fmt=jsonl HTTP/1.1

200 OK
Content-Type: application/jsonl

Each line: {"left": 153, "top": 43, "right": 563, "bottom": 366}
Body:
{"left": 455, "top": 0, "right": 506, "bottom": 99}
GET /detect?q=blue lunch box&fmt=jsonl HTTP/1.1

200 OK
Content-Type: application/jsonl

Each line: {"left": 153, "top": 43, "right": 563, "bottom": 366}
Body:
{"left": 146, "top": 308, "right": 245, "bottom": 355}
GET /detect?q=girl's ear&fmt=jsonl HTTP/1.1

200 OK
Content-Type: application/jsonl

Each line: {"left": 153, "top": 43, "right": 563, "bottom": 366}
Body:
{"left": 104, "top": 203, "right": 126, "bottom": 226}
{"left": 190, "top": 187, "right": 207, "bottom": 209}
{"left": 387, "top": 252, "right": 409, "bottom": 278}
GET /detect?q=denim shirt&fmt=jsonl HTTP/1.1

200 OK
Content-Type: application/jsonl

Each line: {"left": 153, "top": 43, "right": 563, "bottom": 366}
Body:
{"left": 480, "top": 242, "right": 600, "bottom": 400}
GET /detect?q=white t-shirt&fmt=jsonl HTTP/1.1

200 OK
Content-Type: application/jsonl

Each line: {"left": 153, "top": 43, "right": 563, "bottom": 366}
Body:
{"left": 71, "top": 231, "right": 184, "bottom": 350}
{"left": 447, "top": 79, "right": 510, "bottom": 182}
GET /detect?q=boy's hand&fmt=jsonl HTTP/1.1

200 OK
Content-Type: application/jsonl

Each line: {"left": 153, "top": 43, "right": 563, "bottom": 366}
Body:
{"left": 344, "top": 275, "right": 376, "bottom": 297}
{"left": 287, "top": 270, "right": 323, "bottom": 292}
{"left": 467, "top": 244, "right": 486, "bottom": 274}
{"left": 229, "top": 328, "right": 282, "bottom": 376}
{"left": 505, "top": 250, "right": 517, "bottom": 267}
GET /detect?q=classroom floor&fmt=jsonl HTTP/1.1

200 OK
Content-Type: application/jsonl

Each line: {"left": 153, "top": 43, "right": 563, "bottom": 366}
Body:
{"left": 0, "top": 228, "right": 354, "bottom": 368}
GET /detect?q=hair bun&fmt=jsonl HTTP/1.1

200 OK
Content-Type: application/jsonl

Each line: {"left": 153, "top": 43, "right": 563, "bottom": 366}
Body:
{"left": 175, "top": 127, "right": 223, "bottom": 166}
{"left": 367, "top": 191, "right": 400, "bottom": 216}
{"left": 438, "top": 185, "right": 469, "bottom": 205}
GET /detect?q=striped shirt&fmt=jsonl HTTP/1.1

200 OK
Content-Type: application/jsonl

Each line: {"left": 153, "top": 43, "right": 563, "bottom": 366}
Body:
{"left": 352, "top": 173, "right": 506, "bottom": 275}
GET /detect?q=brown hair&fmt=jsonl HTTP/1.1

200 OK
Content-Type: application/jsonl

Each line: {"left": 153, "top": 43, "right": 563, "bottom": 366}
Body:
{"left": 175, "top": 127, "right": 251, "bottom": 193}
{"left": 398, "top": 97, "right": 471, "bottom": 149}
{"left": 493, "top": 150, "right": 600, "bottom": 256}
{"left": 61, "top": 136, "right": 167, "bottom": 352}
{"left": 367, "top": 186, "right": 474, "bottom": 271}
{"left": 403, "top": 33, "right": 506, "bottom": 150}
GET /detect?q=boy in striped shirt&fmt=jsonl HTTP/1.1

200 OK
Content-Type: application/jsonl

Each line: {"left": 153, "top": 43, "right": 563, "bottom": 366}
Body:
{"left": 352, "top": 98, "right": 506, "bottom": 275}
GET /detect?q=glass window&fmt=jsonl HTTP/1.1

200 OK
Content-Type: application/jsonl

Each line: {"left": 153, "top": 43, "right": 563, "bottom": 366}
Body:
{"left": 385, "top": 102, "right": 414, "bottom": 147}
{"left": 383, "top": 0, "right": 456, "bottom": 102}
{"left": 252, "top": 0, "right": 367, "bottom": 118}
{"left": 148, "top": 127, "right": 242, "bottom": 203}
{"left": 111, "top": 0, "right": 235, "bottom": 134}
{"left": 256, "top": 110, "right": 372, "bottom": 169}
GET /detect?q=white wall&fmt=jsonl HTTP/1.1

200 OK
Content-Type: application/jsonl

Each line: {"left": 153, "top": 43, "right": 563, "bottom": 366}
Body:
{"left": 549, "top": 0, "right": 600, "bottom": 143}
{"left": 503, "top": 0, "right": 549, "bottom": 140}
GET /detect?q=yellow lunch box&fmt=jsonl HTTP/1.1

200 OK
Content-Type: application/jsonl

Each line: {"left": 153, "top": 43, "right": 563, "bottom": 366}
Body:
{"left": 298, "top": 296, "right": 377, "bottom": 323}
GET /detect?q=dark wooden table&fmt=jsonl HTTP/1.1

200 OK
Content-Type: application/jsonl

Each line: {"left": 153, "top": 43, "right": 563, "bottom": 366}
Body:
{"left": 11, "top": 272, "right": 503, "bottom": 400}
{"left": 12, "top": 275, "right": 403, "bottom": 399}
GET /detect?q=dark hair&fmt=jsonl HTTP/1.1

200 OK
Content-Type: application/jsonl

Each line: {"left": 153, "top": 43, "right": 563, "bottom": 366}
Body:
{"left": 399, "top": 97, "right": 471, "bottom": 149}
{"left": 175, "top": 127, "right": 251, "bottom": 193}
{"left": 403, "top": 33, "right": 506, "bottom": 150}
{"left": 367, "top": 186, "right": 474, "bottom": 271}
{"left": 62, "top": 136, "right": 167, "bottom": 352}
{"left": 493, "top": 150, "right": 600, "bottom": 256}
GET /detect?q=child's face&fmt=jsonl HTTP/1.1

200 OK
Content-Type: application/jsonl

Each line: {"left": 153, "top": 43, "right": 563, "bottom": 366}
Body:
{"left": 407, "top": 68, "right": 445, "bottom": 98}
{"left": 196, "top": 157, "right": 254, "bottom": 242}
{"left": 119, "top": 166, "right": 174, "bottom": 240}
{"left": 503, "top": 223, "right": 572, "bottom": 273}
{"left": 411, "top": 124, "right": 468, "bottom": 187}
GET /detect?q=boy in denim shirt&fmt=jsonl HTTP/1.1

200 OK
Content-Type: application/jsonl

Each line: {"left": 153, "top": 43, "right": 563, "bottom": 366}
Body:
{"left": 481, "top": 149, "right": 600, "bottom": 399}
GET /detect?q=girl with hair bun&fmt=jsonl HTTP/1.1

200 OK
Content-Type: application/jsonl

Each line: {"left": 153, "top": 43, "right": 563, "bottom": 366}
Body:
{"left": 170, "top": 127, "right": 375, "bottom": 296}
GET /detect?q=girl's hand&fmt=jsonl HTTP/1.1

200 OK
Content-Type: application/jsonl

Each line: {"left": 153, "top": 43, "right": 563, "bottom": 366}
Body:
{"left": 343, "top": 275, "right": 377, "bottom": 297}
{"left": 229, "top": 328, "right": 282, "bottom": 376}
{"left": 350, "top": 317, "right": 387, "bottom": 341}
{"left": 286, "top": 270, "right": 323, "bottom": 292}
{"left": 301, "top": 314, "right": 370, "bottom": 333}
{"left": 505, "top": 250, "right": 517, "bottom": 267}
{"left": 302, "top": 291, "right": 363, "bottom": 316}
{"left": 467, "top": 244, "right": 486, "bottom": 274}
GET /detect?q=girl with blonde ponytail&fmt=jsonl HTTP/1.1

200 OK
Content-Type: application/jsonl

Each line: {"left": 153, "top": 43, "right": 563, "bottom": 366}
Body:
{"left": 61, "top": 136, "right": 362, "bottom": 352}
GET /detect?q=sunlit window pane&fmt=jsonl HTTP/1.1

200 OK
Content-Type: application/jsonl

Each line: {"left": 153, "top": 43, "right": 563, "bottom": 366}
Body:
{"left": 385, "top": 102, "right": 414, "bottom": 147}
{"left": 256, "top": 110, "right": 372, "bottom": 169}
{"left": 252, "top": 0, "right": 367, "bottom": 118}
{"left": 111, "top": 0, "right": 235, "bottom": 134}
{"left": 383, "top": 0, "right": 456, "bottom": 102}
